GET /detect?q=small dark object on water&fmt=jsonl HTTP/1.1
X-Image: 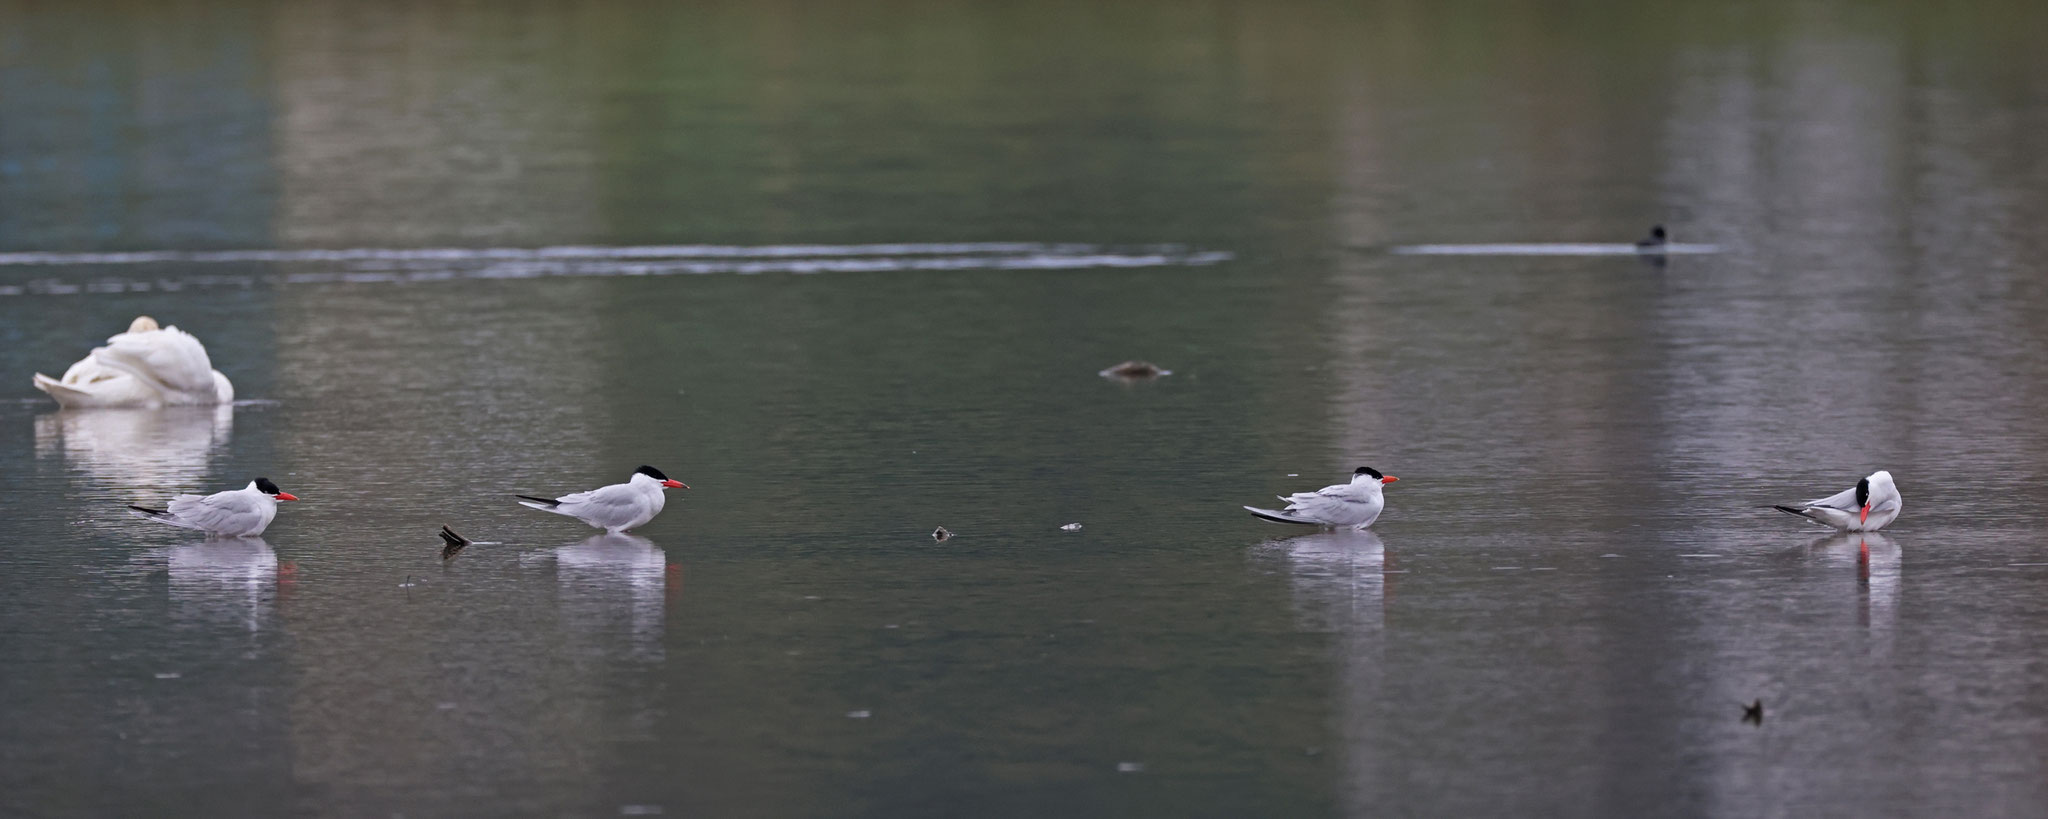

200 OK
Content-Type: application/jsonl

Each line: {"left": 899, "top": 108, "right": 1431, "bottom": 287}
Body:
{"left": 439, "top": 524, "right": 472, "bottom": 560}
{"left": 1742, "top": 699, "right": 1763, "bottom": 725}
{"left": 932, "top": 526, "right": 952, "bottom": 542}
{"left": 1635, "top": 224, "right": 1668, "bottom": 249}
{"left": 1099, "top": 360, "right": 1171, "bottom": 380}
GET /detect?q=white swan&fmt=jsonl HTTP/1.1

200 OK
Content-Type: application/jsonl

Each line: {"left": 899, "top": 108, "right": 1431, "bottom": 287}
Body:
{"left": 32, "top": 316, "right": 235, "bottom": 408}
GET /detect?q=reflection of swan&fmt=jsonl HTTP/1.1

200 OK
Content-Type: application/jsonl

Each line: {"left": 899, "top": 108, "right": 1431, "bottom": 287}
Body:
{"left": 167, "top": 538, "right": 279, "bottom": 632}
{"left": 34, "top": 404, "right": 233, "bottom": 498}
{"left": 32, "top": 316, "right": 235, "bottom": 407}
{"left": 1807, "top": 531, "right": 1900, "bottom": 652}
{"left": 554, "top": 534, "right": 671, "bottom": 660}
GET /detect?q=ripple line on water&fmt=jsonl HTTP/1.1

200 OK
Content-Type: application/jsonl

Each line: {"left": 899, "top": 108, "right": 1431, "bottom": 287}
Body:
{"left": 0, "top": 243, "right": 1233, "bottom": 297}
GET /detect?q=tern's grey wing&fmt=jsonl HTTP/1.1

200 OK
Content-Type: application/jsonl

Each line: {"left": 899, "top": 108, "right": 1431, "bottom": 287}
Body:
{"left": 1804, "top": 485, "right": 1860, "bottom": 511}
{"left": 166, "top": 491, "right": 260, "bottom": 533}
{"left": 556, "top": 482, "right": 645, "bottom": 528}
{"left": 1284, "top": 493, "right": 1362, "bottom": 518}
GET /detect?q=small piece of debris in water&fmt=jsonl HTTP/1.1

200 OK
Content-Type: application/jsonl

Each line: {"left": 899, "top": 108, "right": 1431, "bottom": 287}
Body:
{"left": 1098, "top": 360, "right": 1171, "bottom": 380}
{"left": 846, "top": 710, "right": 872, "bottom": 719}
{"left": 438, "top": 524, "right": 472, "bottom": 560}
{"left": 1742, "top": 699, "right": 1764, "bottom": 725}
{"left": 619, "top": 806, "right": 665, "bottom": 816}
{"left": 1117, "top": 762, "right": 1145, "bottom": 773}
{"left": 1060, "top": 523, "right": 1083, "bottom": 532}
{"left": 154, "top": 672, "right": 181, "bottom": 680}
{"left": 932, "top": 526, "right": 952, "bottom": 542}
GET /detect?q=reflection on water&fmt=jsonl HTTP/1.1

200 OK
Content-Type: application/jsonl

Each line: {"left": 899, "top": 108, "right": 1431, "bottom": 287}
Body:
{"left": 34, "top": 405, "right": 233, "bottom": 499}
{"left": 1809, "top": 531, "right": 1901, "bottom": 652}
{"left": 1267, "top": 530, "right": 1389, "bottom": 818}
{"left": 554, "top": 534, "right": 674, "bottom": 662}
{"left": 1271, "top": 530, "right": 1389, "bottom": 635}
{"left": 165, "top": 537, "right": 280, "bottom": 633}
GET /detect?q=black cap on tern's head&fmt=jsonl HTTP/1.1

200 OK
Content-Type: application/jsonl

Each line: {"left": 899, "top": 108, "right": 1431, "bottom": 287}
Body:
{"left": 635, "top": 464, "right": 689, "bottom": 489}
{"left": 1353, "top": 466, "right": 1399, "bottom": 485}
{"left": 254, "top": 477, "right": 298, "bottom": 501}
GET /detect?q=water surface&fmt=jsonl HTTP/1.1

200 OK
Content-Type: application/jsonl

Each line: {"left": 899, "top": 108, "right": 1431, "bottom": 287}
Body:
{"left": 4, "top": 1, "right": 2048, "bottom": 816}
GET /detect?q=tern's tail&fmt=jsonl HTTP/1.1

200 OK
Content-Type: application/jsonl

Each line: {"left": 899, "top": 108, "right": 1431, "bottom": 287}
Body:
{"left": 1244, "top": 505, "right": 1322, "bottom": 526}
{"left": 1771, "top": 505, "right": 1813, "bottom": 519}
{"left": 128, "top": 505, "right": 204, "bottom": 530}
{"left": 516, "top": 495, "right": 562, "bottom": 512}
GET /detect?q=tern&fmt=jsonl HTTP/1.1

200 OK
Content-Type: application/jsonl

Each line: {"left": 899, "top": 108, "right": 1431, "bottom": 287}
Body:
{"left": 128, "top": 477, "right": 298, "bottom": 537}
{"left": 1245, "top": 467, "right": 1399, "bottom": 530}
{"left": 517, "top": 465, "right": 688, "bottom": 534}
{"left": 1772, "top": 470, "right": 1901, "bottom": 531}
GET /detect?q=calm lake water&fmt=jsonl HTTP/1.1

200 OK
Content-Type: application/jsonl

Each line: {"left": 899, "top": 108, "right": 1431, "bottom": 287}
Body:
{"left": 5, "top": 1, "right": 2048, "bottom": 816}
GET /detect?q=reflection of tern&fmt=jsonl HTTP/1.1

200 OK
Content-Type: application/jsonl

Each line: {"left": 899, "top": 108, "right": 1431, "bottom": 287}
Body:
{"left": 1808, "top": 531, "right": 1900, "bottom": 647}
{"left": 167, "top": 538, "right": 279, "bottom": 631}
{"left": 518, "top": 465, "right": 688, "bottom": 533}
{"left": 1773, "top": 470, "right": 1901, "bottom": 531}
{"left": 1274, "top": 529, "right": 1390, "bottom": 628}
{"left": 555, "top": 533, "right": 672, "bottom": 661}
{"left": 1246, "top": 467, "right": 1399, "bottom": 530}
{"left": 129, "top": 478, "right": 299, "bottom": 537}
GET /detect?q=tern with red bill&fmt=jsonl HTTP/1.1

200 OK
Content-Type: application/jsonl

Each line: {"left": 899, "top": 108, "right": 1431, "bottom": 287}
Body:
{"left": 128, "top": 477, "right": 298, "bottom": 537}
{"left": 1245, "top": 467, "right": 1399, "bottom": 530}
{"left": 517, "top": 465, "right": 688, "bottom": 534}
{"left": 1773, "top": 470, "right": 1901, "bottom": 531}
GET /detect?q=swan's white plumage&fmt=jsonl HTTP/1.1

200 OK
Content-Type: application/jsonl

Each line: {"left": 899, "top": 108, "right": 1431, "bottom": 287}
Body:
{"left": 32, "top": 317, "right": 234, "bottom": 408}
